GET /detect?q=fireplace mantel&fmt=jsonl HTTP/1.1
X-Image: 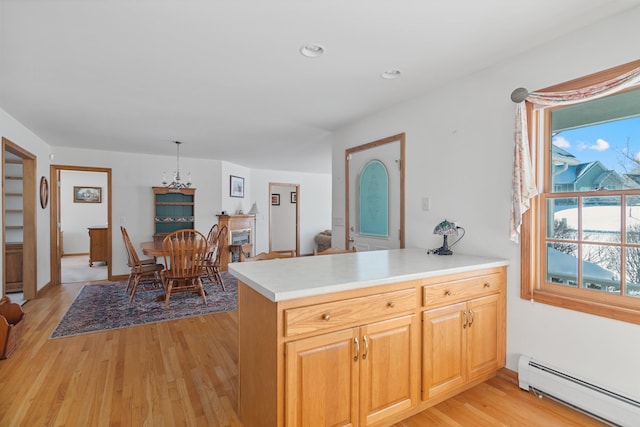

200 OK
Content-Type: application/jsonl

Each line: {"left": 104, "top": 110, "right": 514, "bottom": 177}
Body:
{"left": 217, "top": 214, "right": 255, "bottom": 271}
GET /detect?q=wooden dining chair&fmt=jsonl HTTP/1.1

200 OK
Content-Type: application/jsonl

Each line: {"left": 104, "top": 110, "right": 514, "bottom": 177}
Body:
{"left": 208, "top": 225, "right": 227, "bottom": 288}
{"left": 199, "top": 224, "right": 222, "bottom": 289}
{"left": 120, "top": 226, "right": 164, "bottom": 302}
{"left": 161, "top": 229, "right": 208, "bottom": 309}
{"left": 313, "top": 247, "right": 357, "bottom": 255}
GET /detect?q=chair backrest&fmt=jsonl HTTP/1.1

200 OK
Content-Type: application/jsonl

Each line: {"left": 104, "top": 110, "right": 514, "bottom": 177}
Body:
{"left": 121, "top": 226, "right": 142, "bottom": 267}
{"left": 162, "top": 229, "right": 208, "bottom": 279}
{"left": 206, "top": 224, "right": 219, "bottom": 247}
{"left": 313, "top": 247, "right": 357, "bottom": 256}
{"left": 203, "top": 224, "right": 220, "bottom": 262}
{"left": 242, "top": 250, "right": 295, "bottom": 262}
{"left": 213, "top": 225, "right": 228, "bottom": 266}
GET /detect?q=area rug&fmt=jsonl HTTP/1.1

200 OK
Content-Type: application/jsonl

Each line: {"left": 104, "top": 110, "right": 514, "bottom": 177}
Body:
{"left": 50, "top": 273, "right": 237, "bottom": 339}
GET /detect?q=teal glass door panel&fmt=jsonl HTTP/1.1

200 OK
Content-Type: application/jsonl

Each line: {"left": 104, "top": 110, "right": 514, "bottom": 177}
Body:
{"left": 358, "top": 160, "right": 389, "bottom": 237}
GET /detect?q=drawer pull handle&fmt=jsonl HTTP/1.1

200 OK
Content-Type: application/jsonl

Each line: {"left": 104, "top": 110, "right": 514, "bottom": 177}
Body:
{"left": 362, "top": 335, "right": 369, "bottom": 360}
{"left": 463, "top": 310, "right": 468, "bottom": 329}
{"left": 484, "top": 283, "right": 491, "bottom": 288}
{"left": 322, "top": 313, "right": 331, "bottom": 321}
{"left": 354, "top": 337, "right": 360, "bottom": 362}
{"left": 468, "top": 310, "right": 474, "bottom": 327}
{"left": 444, "top": 290, "right": 452, "bottom": 296}
{"left": 387, "top": 301, "right": 395, "bottom": 308}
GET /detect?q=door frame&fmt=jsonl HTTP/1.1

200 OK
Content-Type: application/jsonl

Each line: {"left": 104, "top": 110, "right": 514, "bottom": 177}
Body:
{"left": 50, "top": 165, "right": 113, "bottom": 285}
{"left": 345, "top": 133, "right": 406, "bottom": 249}
{"left": 268, "top": 182, "right": 300, "bottom": 256}
{"left": 2, "top": 138, "right": 37, "bottom": 300}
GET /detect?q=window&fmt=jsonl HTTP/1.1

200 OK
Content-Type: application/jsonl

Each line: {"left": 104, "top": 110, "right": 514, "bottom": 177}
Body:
{"left": 521, "top": 61, "right": 640, "bottom": 324}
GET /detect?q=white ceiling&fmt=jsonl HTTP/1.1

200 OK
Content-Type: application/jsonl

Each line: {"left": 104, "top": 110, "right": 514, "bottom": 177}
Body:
{"left": 1, "top": 0, "right": 639, "bottom": 174}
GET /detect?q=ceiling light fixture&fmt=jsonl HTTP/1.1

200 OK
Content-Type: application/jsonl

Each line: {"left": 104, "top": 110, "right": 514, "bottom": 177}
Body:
{"left": 381, "top": 69, "right": 402, "bottom": 79}
{"left": 162, "top": 140, "right": 192, "bottom": 189}
{"left": 300, "top": 44, "right": 325, "bottom": 58}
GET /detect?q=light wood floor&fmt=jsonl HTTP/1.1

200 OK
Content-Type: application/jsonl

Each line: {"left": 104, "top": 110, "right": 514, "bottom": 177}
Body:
{"left": 0, "top": 281, "right": 606, "bottom": 427}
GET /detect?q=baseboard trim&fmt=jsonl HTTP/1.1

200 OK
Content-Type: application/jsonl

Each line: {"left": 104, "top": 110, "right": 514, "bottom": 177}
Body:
{"left": 496, "top": 367, "right": 519, "bottom": 385}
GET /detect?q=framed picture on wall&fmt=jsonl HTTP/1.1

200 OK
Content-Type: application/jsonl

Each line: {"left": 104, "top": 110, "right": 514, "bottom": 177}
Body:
{"left": 73, "top": 186, "right": 102, "bottom": 203}
{"left": 290, "top": 191, "right": 297, "bottom": 203}
{"left": 271, "top": 193, "right": 280, "bottom": 206}
{"left": 230, "top": 175, "right": 245, "bottom": 198}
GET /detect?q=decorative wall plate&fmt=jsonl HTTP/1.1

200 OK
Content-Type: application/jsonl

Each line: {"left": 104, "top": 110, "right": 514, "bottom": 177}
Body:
{"left": 40, "top": 176, "right": 49, "bottom": 209}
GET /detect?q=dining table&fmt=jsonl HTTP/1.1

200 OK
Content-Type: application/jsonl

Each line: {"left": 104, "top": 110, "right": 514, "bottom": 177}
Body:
{"left": 140, "top": 240, "right": 164, "bottom": 258}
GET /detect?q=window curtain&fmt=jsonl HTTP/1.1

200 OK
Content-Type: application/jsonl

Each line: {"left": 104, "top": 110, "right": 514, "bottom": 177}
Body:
{"left": 510, "top": 66, "right": 640, "bottom": 243}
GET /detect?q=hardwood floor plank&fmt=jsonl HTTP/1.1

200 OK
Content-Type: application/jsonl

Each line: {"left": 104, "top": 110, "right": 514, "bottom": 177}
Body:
{"left": 0, "top": 281, "right": 607, "bottom": 426}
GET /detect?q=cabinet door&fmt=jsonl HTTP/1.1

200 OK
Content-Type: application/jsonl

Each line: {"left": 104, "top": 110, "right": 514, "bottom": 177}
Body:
{"left": 286, "top": 328, "right": 359, "bottom": 427}
{"left": 360, "top": 314, "right": 418, "bottom": 426}
{"left": 422, "top": 302, "right": 466, "bottom": 400}
{"left": 466, "top": 293, "right": 501, "bottom": 381}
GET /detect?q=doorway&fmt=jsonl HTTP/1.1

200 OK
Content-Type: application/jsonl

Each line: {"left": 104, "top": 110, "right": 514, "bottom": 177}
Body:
{"left": 346, "top": 133, "right": 405, "bottom": 251}
{"left": 50, "top": 165, "right": 112, "bottom": 285}
{"left": 269, "top": 182, "right": 300, "bottom": 256}
{"left": 2, "top": 138, "right": 37, "bottom": 302}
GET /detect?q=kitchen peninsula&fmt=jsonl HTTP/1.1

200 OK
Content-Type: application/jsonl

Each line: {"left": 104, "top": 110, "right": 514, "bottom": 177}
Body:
{"left": 229, "top": 248, "right": 509, "bottom": 427}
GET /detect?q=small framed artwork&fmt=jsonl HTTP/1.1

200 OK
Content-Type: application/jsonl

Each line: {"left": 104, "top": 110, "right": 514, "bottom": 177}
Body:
{"left": 271, "top": 193, "right": 280, "bottom": 206}
{"left": 290, "top": 191, "right": 297, "bottom": 203}
{"left": 230, "top": 175, "right": 245, "bottom": 198}
{"left": 74, "top": 186, "right": 102, "bottom": 203}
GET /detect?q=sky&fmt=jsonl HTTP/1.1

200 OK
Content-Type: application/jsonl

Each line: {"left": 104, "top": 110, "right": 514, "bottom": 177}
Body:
{"left": 552, "top": 116, "right": 640, "bottom": 175}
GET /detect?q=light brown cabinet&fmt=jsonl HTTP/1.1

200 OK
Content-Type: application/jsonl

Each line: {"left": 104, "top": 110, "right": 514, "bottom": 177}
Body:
{"left": 285, "top": 314, "right": 418, "bottom": 427}
{"left": 237, "top": 265, "right": 506, "bottom": 427}
{"left": 88, "top": 226, "right": 108, "bottom": 266}
{"left": 421, "top": 270, "right": 505, "bottom": 401}
{"left": 4, "top": 243, "right": 23, "bottom": 292}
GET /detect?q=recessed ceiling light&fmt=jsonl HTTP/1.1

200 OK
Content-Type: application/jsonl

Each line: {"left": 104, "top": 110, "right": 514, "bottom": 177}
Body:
{"left": 300, "top": 44, "right": 325, "bottom": 58}
{"left": 381, "top": 69, "right": 402, "bottom": 79}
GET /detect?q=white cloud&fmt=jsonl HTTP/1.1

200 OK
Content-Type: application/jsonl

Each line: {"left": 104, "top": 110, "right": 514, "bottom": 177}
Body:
{"left": 577, "top": 138, "right": 610, "bottom": 152}
{"left": 552, "top": 136, "right": 571, "bottom": 148}
{"left": 591, "top": 138, "right": 610, "bottom": 152}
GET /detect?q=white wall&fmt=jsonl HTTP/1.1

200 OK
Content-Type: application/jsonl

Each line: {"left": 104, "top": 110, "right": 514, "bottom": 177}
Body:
{"left": 331, "top": 7, "right": 640, "bottom": 399}
{"left": 51, "top": 149, "right": 332, "bottom": 274}
{"left": 60, "top": 170, "right": 108, "bottom": 254}
{"left": 221, "top": 161, "right": 252, "bottom": 215}
{"left": 0, "top": 108, "right": 52, "bottom": 291}
{"left": 53, "top": 146, "right": 224, "bottom": 277}
{"left": 250, "top": 169, "right": 331, "bottom": 255}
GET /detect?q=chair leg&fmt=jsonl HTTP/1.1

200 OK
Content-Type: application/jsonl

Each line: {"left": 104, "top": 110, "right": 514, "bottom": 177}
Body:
{"left": 213, "top": 267, "right": 225, "bottom": 291}
{"left": 197, "top": 278, "right": 207, "bottom": 305}
{"left": 129, "top": 275, "right": 141, "bottom": 303}
{"left": 164, "top": 280, "right": 173, "bottom": 309}
{"left": 125, "top": 273, "right": 134, "bottom": 295}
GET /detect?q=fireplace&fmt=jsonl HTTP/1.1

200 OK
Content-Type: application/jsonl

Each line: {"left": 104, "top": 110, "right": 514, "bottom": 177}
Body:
{"left": 216, "top": 214, "right": 255, "bottom": 271}
{"left": 230, "top": 228, "right": 251, "bottom": 246}
{"left": 229, "top": 228, "right": 252, "bottom": 262}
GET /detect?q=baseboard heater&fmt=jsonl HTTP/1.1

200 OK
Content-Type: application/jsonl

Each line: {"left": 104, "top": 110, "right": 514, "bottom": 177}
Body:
{"left": 518, "top": 355, "right": 640, "bottom": 427}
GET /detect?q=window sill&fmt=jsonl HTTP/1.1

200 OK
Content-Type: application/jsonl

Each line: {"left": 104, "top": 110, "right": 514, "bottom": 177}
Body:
{"left": 532, "top": 289, "right": 640, "bottom": 325}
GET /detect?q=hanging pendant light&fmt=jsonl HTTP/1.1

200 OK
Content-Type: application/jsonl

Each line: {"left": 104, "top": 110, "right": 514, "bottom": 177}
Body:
{"left": 163, "top": 141, "right": 192, "bottom": 189}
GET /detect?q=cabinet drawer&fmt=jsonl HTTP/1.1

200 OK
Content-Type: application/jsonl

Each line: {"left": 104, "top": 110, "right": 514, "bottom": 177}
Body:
{"left": 423, "top": 273, "right": 503, "bottom": 308}
{"left": 285, "top": 288, "right": 416, "bottom": 337}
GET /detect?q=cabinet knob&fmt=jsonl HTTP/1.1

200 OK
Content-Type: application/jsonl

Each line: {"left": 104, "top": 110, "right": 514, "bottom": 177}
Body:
{"left": 322, "top": 313, "right": 331, "bottom": 321}
{"left": 387, "top": 301, "right": 395, "bottom": 308}
{"left": 484, "top": 283, "right": 491, "bottom": 288}
{"left": 444, "top": 290, "right": 452, "bottom": 296}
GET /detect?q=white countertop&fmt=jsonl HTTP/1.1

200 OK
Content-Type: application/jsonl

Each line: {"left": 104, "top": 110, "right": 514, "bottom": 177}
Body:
{"left": 228, "top": 248, "right": 509, "bottom": 302}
